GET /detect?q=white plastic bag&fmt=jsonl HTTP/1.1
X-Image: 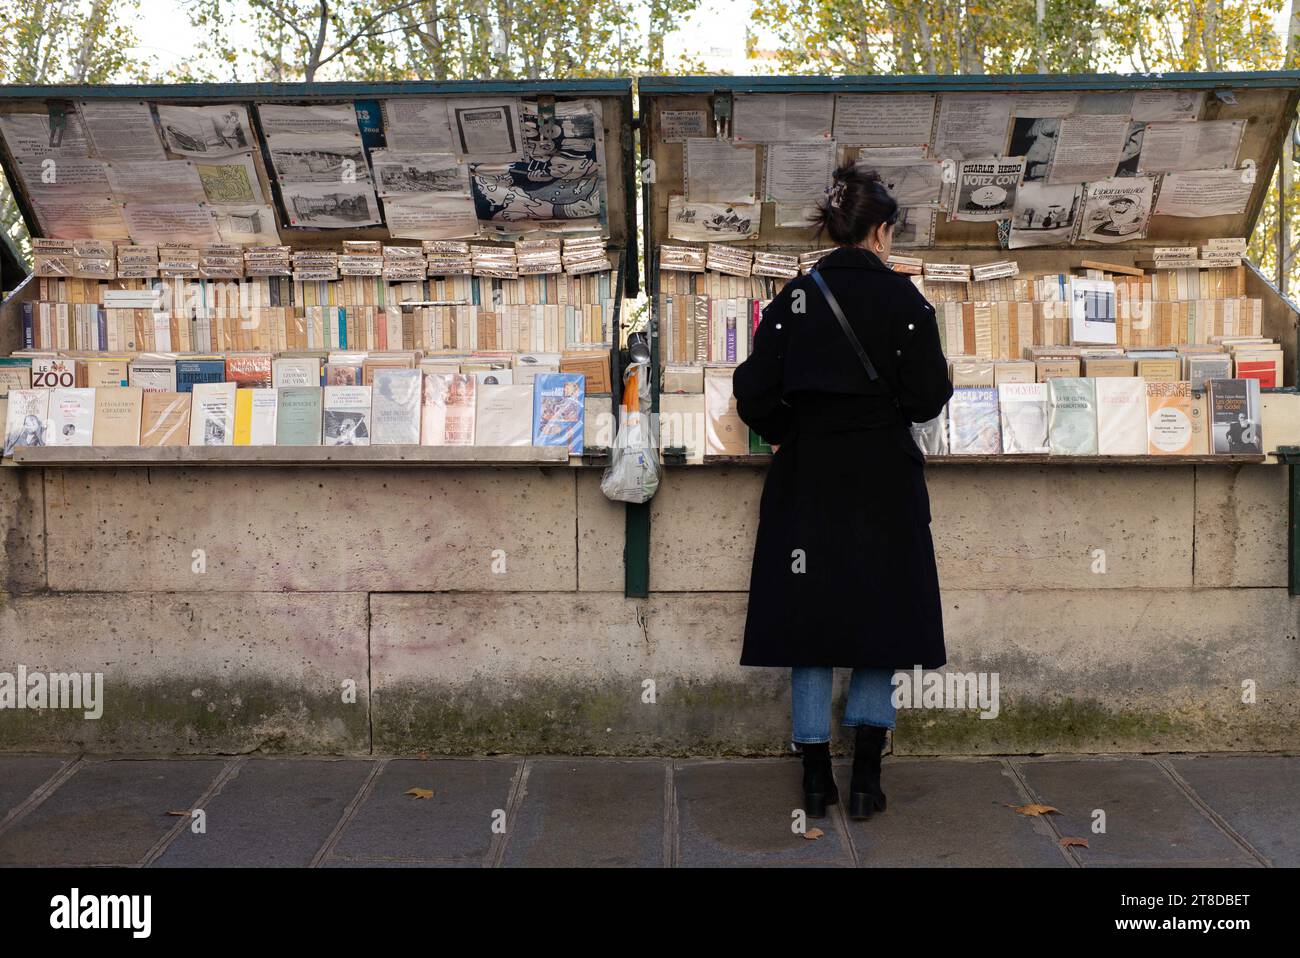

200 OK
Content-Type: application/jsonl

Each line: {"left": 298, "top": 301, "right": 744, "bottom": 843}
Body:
{"left": 600, "top": 358, "right": 661, "bottom": 503}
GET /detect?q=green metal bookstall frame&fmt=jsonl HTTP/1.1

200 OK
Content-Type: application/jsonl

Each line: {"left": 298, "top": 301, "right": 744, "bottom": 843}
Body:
{"left": 629, "top": 70, "right": 1300, "bottom": 598}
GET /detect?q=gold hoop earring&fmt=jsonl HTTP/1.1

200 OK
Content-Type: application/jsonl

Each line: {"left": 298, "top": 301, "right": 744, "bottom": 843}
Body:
{"left": 875, "top": 243, "right": 884, "bottom": 252}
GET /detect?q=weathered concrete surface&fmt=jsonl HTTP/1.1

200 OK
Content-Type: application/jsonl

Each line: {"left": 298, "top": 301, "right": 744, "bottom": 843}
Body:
{"left": 576, "top": 471, "right": 624, "bottom": 592}
{"left": 367, "top": 588, "right": 1300, "bottom": 756}
{"left": 2, "top": 460, "right": 1296, "bottom": 755}
{"left": 0, "top": 591, "right": 369, "bottom": 753}
{"left": 41, "top": 466, "right": 578, "bottom": 593}
{"left": 0, "top": 467, "right": 45, "bottom": 593}
{"left": 648, "top": 465, "right": 1204, "bottom": 591}
{"left": 370, "top": 591, "right": 792, "bottom": 755}
{"left": 911, "top": 587, "right": 1300, "bottom": 754}
{"left": 1194, "top": 464, "right": 1289, "bottom": 587}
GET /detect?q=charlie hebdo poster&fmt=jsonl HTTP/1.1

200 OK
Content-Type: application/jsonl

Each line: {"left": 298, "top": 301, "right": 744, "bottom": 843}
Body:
{"left": 952, "top": 157, "right": 1025, "bottom": 221}
{"left": 469, "top": 99, "right": 606, "bottom": 228}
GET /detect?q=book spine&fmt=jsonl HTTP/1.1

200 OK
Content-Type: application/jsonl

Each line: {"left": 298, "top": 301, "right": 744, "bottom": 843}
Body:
{"left": 21, "top": 302, "right": 33, "bottom": 349}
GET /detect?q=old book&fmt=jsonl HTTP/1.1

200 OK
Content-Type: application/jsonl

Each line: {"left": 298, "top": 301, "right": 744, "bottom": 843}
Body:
{"left": 1047, "top": 377, "right": 1098, "bottom": 455}
{"left": 3, "top": 389, "right": 50, "bottom": 455}
{"left": 323, "top": 385, "right": 373, "bottom": 446}
{"left": 1068, "top": 277, "right": 1117, "bottom": 345}
{"left": 190, "top": 382, "right": 237, "bottom": 446}
{"left": 32, "top": 357, "right": 78, "bottom": 389}
{"left": 560, "top": 349, "right": 612, "bottom": 394}
{"left": 659, "top": 392, "right": 706, "bottom": 463}
{"left": 421, "top": 373, "right": 477, "bottom": 446}
{"left": 1261, "top": 392, "right": 1300, "bottom": 462}
{"left": 323, "top": 362, "right": 363, "bottom": 386}
{"left": 1185, "top": 352, "right": 1232, "bottom": 391}
{"left": 48, "top": 387, "right": 96, "bottom": 446}
{"left": 1208, "top": 378, "right": 1262, "bottom": 454}
{"left": 79, "top": 358, "right": 131, "bottom": 389}
{"left": 371, "top": 368, "right": 423, "bottom": 445}
{"left": 0, "top": 357, "right": 32, "bottom": 397}
{"left": 1036, "top": 359, "right": 1081, "bottom": 382}
{"left": 233, "top": 388, "right": 278, "bottom": 446}
{"left": 140, "top": 392, "right": 191, "bottom": 447}
{"left": 128, "top": 358, "right": 177, "bottom": 392}
{"left": 910, "top": 409, "right": 948, "bottom": 455}
{"left": 947, "top": 387, "right": 1001, "bottom": 455}
{"left": 176, "top": 357, "right": 225, "bottom": 393}
{"left": 92, "top": 387, "right": 143, "bottom": 446}
{"left": 998, "top": 382, "right": 1049, "bottom": 453}
{"left": 1136, "top": 358, "right": 1179, "bottom": 382}
{"left": 704, "top": 373, "right": 747, "bottom": 455}
{"left": 475, "top": 383, "right": 534, "bottom": 446}
{"left": 1146, "top": 381, "right": 1193, "bottom": 455}
{"left": 1082, "top": 358, "right": 1135, "bottom": 377}
{"left": 273, "top": 356, "right": 323, "bottom": 387}
{"left": 225, "top": 353, "right": 273, "bottom": 388}
{"left": 1095, "top": 377, "right": 1147, "bottom": 455}
{"left": 532, "top": 372, "right": 584, "bottom": 453}
{"left": 511, "top": 352, "right": 561, "bottom": 384}
{"left": 993, "top": 361, "right": 1036, "bottom": 385}
{"left": 276, "top": 387, "right": 323, "bottom": 446}
{"left": 584, "top": 394, "right": 615, "bottom": 449}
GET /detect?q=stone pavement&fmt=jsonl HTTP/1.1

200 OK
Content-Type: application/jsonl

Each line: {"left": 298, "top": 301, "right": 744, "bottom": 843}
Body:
{"left": 0, "top": 753, "right": 1294, "bottom": 867}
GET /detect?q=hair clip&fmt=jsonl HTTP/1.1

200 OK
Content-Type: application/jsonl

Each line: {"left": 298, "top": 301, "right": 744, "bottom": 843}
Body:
{"left": 827, "top": 179, "right": 847, "bottom": 209}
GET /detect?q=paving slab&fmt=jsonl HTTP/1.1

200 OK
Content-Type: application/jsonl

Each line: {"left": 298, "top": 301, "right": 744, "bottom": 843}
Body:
{"left": 846, "top": 759, "right": 1068, "bottom": 867}
{"left": 1013, "top": 758, "right": 1257, "bottom": 867}
{"left": 501, "top": 759, "right": 666, "bottom": 868}
{"left": 326, "top": 759, "right": 518, "bottom": 866}
{"left": 151, "top": 759, "right": 373, "bottom": 868}
{"left": 0, "top": 759, "right": 224, "bottom": 866}
{"left": 674, "top": 760, "right": 855, "bottom": 867}
{"left": 1166, "top": 755, "right": 1300, "bottom": 867}
{"left": 0, "top": 756, "right": 69, "bottom": 825}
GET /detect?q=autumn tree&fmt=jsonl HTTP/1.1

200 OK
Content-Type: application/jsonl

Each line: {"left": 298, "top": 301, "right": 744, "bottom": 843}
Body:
{"left": 0, "top": 0, "right": 149, "bottom": 255}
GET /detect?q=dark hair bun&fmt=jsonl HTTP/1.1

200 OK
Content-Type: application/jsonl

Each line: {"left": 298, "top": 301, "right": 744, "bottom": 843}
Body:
{"left": 810, "top": 163, "right": 900, "bottom": 246}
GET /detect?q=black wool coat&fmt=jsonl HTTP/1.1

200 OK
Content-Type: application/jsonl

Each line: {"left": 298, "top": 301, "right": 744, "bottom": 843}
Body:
{"left": 732, "top": 245, "right": 954, "bottom": 669}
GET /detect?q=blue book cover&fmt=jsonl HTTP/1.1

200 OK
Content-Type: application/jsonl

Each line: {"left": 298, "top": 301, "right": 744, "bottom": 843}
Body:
{"left": 353, "top": 99, "right": 385, "bottom": 151}
{"left": 532, "top": 372, "right": 585, "bottom": 453}
{"left": 176, "top": 359, "right": 226, "bottom": 393}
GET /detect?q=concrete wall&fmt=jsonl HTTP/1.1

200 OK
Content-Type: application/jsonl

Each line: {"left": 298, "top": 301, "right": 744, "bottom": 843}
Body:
{"left": 1, "top": 461, "right": 1297, "bottom": 755}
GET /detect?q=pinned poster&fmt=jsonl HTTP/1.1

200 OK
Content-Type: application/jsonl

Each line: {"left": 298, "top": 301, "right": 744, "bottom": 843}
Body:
{"left": 951, "top": 157, "right": 1025, "bottom": 222}
{"left": 1153, "top": 169, "right": 1253, "bottom": 218}
{"left": 1077, "top": 176, "right": 1156, "bottom": 244}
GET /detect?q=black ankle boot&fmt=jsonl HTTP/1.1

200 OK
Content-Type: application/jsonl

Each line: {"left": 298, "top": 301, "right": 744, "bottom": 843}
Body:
{"left": 799, "top": 741, "right": 839, "bottom": 818}
{"left": 849, "top": 725, "right": 888, "bottom": 820}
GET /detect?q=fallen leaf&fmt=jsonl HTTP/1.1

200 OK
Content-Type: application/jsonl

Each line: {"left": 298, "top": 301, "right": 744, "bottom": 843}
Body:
{"left": 405, "top": 787, "right": 434, "bottom": 799}
{"left": 1059, "top": 836, "right": 1089, "bottom": 848}
{"left": 1006, "top": 803, "right": 1059, "bottom": 817}
{"left": 802, "top": 827, "right": 825, "bottom": 841}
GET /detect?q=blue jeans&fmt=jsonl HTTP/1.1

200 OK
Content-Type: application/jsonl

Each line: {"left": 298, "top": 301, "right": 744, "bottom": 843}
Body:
{"left": 791, "top": 667, "right": 897, "bottom": 744}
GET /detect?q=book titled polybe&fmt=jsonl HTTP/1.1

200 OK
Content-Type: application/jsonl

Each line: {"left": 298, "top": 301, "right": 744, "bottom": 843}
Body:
{"left": 532, "top": 372, "right": 585, "bottom": 454}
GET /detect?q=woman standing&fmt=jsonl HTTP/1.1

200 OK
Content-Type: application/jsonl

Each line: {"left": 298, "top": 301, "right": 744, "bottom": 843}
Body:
{"left": 732, "top": 165, "right": 953, "bottom": 820}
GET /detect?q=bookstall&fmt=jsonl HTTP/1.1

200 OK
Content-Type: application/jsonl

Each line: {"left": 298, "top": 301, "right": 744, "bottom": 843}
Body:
{"left": 634, "top": 72, "right": 1300, "bottom": 596}
{"left": 0, "top": 79, "right": 636, "bottom": 466}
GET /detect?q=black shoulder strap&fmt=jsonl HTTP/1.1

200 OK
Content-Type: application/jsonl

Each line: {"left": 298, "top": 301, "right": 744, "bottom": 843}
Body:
{"left": 809, "top": 267, "right": 879, "bottom": 382}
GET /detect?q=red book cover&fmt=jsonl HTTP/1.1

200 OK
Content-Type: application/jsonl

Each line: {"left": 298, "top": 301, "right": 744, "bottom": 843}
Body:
{"left": 1236, "top": 361, "right": 1277, "bottom": 388}
{"left": 224, "top": 354, "right": 272, "bottom": 388}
